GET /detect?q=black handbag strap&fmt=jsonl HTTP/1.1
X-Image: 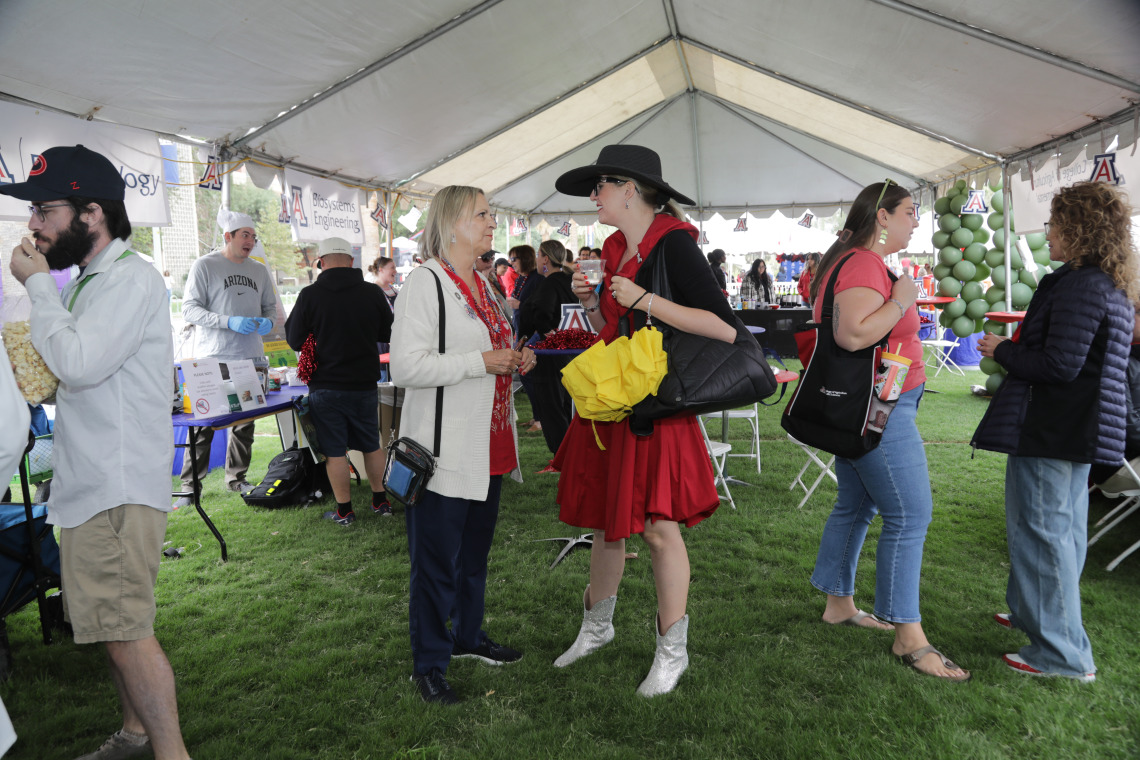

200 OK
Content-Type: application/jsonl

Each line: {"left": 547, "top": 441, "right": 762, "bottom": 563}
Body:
{"left": 818, "top": 250, "right": 899, "bottom": 324}
{"left": 618, "top": 231, "right": 679, "bottom": 336}
{"left": 426, "top": 268, "right": 446, "bottom": 458}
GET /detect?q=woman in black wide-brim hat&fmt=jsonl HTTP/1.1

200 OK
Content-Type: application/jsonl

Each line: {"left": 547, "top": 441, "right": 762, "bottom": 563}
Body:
{"left": 548, "top": 144, "right": 737, "bottom": 696}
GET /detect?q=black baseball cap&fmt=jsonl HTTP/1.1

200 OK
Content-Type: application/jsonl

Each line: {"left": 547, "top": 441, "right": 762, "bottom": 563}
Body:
{"left": 0, "top": 144, "right": 126, "bottom": 202}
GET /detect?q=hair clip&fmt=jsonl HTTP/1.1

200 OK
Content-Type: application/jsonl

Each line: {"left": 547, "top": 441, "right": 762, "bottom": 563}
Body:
{"left": 837, "top": 229, "right": 853, "bottom": 243}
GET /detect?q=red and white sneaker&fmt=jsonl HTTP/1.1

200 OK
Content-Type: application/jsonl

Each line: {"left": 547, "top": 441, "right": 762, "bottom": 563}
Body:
{"left": 1002, "top": 653, "right": 1095, "bottom": 683}
{"left": 994, "top": 613, "right": 1013, "bottom": 629}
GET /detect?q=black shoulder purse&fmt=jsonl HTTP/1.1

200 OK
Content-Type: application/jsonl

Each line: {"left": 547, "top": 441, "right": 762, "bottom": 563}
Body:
{"left": 780, "top": 252, "right": 898, "bottom": 459}
{"left": 384, "top": 269, "right": 445, "bottom": 507}
{"left": 624, "top": 233, "right": 778, "bottom": 435}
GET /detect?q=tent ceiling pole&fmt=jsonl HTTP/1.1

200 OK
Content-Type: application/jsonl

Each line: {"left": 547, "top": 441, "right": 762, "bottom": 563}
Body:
{"left": 682, "top": 37, "right": 996, "bottom": 160}
{"left": 393, "top": 38, "right": 673, "bottom": 188}
{"left": 869, "top": 0, "right": 1140, "bottom": 94}
{"left": 526, "top": 94, "right": 686, "bottom": 213}
{"left": 662, "top": 0, "right": 705, "bottom": 209}
{"left": 233, "top": 0, "right": 508, "bottom": 150}
{"left": 1003, "top": 102, "right": 1140, "bottom": 165}
{"left": 689, "top": 92, "right": 705, "bottom": 210}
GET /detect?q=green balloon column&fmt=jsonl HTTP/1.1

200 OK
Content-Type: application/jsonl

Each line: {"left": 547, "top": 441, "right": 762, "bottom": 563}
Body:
{"left": 931, "top": 177, "right": 1052, "bottom": 394}
{"left": 976, "top": 179, "right": 1053, "bottom": 393}
{"left": 932, "top": 179, "right": 993, "bottom": 338}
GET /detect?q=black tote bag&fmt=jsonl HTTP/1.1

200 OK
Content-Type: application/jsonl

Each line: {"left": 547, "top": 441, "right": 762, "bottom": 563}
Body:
{"left": 780, "top": 252, "right": 897, "bottom": 459}
{"left": 624, "top": 232, "right": 777, "bottom": 434}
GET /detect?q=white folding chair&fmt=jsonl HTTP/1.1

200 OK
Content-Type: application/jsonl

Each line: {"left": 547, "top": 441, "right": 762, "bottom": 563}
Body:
{"left": 697, "top": 416, "right": 735, "bottom": 509}
{"left": 700, "top": 403, "right": 761, "bottom": 474}
{"left": 1089, "top": 458, "right": 1140, "bottom": 570}
{"left": 787, "top": 434, "right": 836, "bottom": 509}
{"left": 921, "top": 333, "right": 964, "bottom": 377}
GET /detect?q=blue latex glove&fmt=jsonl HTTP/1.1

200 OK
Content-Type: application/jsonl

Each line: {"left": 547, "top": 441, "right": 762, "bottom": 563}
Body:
{"left": 227, "top": 316, "right": 257, "bottom": 334}
{"left": 255, "top": 317, "right": 273, "bottom": 336}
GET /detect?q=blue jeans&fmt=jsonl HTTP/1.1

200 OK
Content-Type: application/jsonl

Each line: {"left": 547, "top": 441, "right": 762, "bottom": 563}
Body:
{"left": 810, "top": 385, "right": 931, "bottom": 623}
{"left": 1004, "top": 455, "right": 1095, "bottom": 676}
{"left": 406, "top": 476, "right": 502, "bottom": 675}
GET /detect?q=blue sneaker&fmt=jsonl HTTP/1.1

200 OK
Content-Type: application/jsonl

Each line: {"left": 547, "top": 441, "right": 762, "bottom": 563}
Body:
{"left": 322, "top": 510, "right": 355, "bottom": 526}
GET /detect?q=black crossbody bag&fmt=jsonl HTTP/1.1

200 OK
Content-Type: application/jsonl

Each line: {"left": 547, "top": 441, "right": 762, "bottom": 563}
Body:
{"left": 384, "top": 270, "right": 445, "bottom": 507}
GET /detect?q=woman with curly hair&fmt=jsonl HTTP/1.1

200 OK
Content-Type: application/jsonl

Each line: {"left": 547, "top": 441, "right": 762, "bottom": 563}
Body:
{"left": 972, "top": 181, "right": 1139, "bottom": 682}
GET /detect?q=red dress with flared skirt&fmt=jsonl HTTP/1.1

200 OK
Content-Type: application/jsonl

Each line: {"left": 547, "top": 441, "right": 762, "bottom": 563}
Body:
{"left": 553, "top": 215, "right": 720, "bottom": 540}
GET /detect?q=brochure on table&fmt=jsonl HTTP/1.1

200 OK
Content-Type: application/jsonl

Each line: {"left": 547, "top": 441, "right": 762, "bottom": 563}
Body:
{"left": 183, "top": 358, "right": 267, "bottom": 419}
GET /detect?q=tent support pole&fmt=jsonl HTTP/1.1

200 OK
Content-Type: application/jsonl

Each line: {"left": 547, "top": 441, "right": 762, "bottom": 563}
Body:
{"left": 1002, "top": 161, "right": 1014, "bottom": 336}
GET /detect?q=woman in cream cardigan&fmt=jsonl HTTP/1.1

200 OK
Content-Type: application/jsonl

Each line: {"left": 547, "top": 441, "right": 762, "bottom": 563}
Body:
{"left": 390, "top": 186, "right": 535, "bottom": 705}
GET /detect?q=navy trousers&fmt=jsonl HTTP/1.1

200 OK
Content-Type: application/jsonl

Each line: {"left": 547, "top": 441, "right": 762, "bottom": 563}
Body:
{"left": 406, "top": 476, "right": 502, "bottom": 675}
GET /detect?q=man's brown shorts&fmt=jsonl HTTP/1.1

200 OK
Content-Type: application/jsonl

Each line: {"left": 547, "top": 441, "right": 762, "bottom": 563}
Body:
{"left": 60, "top": 504, "right": 168, "bottom": 644}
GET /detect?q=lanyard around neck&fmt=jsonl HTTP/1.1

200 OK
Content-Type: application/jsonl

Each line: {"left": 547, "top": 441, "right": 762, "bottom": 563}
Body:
{"left": 67, "top": 250, "right": 135, "bottom": 312}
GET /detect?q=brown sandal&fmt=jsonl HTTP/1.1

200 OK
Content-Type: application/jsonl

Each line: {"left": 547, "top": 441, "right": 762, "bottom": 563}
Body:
{"left": 896, "top": 644, "right": 972, "bottom": 682}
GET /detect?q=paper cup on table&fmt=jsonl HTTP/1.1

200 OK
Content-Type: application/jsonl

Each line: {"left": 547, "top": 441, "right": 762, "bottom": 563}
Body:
{"left": 874, "top": 351, "right": 912, "bottom": 401}
{"left": 579, "top": 259, "right": 603, "bottom": 286}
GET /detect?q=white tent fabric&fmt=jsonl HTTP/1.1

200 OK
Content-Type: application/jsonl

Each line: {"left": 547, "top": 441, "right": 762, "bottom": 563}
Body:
{"left": 0, "top": 0, "right": 1137, "bottom": 219}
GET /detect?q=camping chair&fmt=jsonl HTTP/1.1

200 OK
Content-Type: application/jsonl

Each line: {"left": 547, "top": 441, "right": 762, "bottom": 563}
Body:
{"left": 788, "top": 434, "right": 836, "bottom": 509}
{"left": 1089, "top": 457, "right": 1140, "bottom": 571}
{"left": 697, "top": 416, "right": 735, "bottom": 509}
{"left": 921, "top": 332, "right": 963, "bottom": 376}
{"left": 0, "top": 433, "right": 64, "bottom": 682}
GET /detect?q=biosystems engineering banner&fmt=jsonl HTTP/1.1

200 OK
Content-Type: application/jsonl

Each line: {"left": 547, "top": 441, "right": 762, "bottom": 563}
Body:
{"left": 281, "top": 167, "right": 365, "bottom": 246}
{"left": 0, "top": 100, "right": 169, "bottom": 226}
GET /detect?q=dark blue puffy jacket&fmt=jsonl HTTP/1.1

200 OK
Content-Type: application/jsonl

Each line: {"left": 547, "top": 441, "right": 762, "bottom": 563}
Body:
{"left": 971, "top": 261, "right": 1133, "bottom": 465}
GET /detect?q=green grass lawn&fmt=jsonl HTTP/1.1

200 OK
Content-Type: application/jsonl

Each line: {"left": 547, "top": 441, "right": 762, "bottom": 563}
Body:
{"left": 3, "top": 365, "right": 1138, "bottom": 759}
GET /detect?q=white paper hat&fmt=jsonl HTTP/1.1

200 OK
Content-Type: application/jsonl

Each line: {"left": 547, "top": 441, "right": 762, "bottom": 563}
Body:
{"left": 217, "top": 207, "right": 255, "bottom": 234}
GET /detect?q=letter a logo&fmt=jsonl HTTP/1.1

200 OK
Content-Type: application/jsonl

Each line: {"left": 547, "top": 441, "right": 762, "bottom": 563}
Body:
{"left": 290, "top": 186, "right": 309, "bottom": 227}
{"left": 1088, "top": 153, "right": 1121, "bottom": 185}
{"left": 198, "top": 155, "right": 223, "bottom": 190}
{"left": 962, "top": 189, "right": 989, "bottom": 213}
{"left": 734, "top": 215, "right": 748, "bottom": 232}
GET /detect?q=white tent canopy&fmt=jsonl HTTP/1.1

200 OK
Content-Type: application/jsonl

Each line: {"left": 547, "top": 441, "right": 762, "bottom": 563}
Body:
{"left": 1, "top": 0, "right": 1137, "bottom": 218}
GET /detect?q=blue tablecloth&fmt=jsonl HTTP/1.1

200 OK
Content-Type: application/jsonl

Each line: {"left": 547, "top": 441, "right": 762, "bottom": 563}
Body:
{"left": 946, "top": 329, "right": 982, "bottom": 367}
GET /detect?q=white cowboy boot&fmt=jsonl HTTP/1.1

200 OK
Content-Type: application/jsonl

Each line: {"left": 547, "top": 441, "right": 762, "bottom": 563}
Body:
{"left": 636, "top": 613, "right": 689, "bottom": 697}
{"left": 553, "top": 585, "right": 616, "bottom": 668}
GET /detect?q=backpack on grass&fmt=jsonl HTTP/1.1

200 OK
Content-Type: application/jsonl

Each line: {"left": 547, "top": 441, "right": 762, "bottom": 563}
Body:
{"left": 241, "top": 446, "right": 328, "bottom": 508}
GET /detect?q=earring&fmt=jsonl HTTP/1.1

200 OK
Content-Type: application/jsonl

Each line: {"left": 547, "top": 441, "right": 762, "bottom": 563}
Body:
{"left": 450, "top": 234, "right": 456, "bottom": 243}
{"left": 625, "top": 200, "right": 629, "bottom": 209}
{"left": 877, "top": 228, "right": 888, "bottom": 246}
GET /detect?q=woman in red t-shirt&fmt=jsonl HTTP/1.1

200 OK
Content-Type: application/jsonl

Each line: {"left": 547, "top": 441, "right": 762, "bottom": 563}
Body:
{"left": 549, "top": 145, "right": 737, "bottom": 697}
{"left": 806, "top": 180, "right": 970, "bottom": 683}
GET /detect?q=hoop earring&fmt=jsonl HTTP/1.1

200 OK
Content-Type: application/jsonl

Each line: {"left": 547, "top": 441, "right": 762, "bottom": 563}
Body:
{"left": 877, "top": 227, "right": 889, "bottom": 246}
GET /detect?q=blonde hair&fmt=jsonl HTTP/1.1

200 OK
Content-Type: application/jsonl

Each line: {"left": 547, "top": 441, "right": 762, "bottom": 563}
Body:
{"left": 1051, "top": 182, "right": 1140, "bottom": 302}
{"left": 613, "top": 175, "right": 685, "bottom": 220}
{"left": 539, "top": 239, "right": 573, "bottom": 274}
{"left": 421, "top": 186, "right": 483, "bottom": 261}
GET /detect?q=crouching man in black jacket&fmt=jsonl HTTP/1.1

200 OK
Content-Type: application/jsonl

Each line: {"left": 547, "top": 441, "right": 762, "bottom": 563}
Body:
{"left": 286, "top": 237, "right": 393, "bottom": 525}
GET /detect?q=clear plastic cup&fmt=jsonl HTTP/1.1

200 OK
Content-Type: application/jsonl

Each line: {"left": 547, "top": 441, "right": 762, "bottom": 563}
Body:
{"left": 579, "top": 259, "right": 603, "bottom": 286}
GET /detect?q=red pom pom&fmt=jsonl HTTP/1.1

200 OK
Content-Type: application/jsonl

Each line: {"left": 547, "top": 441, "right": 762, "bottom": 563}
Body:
{"left": 532, "top": 328, "right": 600, "bottom": 350}
{"left": 297, "top": 334, "right": 317, "bottom": 384}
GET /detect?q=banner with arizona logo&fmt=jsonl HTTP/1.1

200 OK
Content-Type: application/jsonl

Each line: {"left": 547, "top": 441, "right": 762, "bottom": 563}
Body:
{"left": 0, "top": 100, "right": 168, "bottom": 225}
{"left": 280, "top": 167, "right": 365, "bottom": 246}
{"left": 1009, "top": 143, "right": 1139, "bottom": 232}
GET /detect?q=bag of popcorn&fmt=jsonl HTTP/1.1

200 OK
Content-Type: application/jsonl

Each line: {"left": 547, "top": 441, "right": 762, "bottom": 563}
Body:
{"left": 2, "top": 319, "right": 59, "bottom": 405}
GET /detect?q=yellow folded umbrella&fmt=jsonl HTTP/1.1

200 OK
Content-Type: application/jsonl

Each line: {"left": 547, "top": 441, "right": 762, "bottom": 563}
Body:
{"left": 561, "top": 327, "right": 668, "bottom": 448}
